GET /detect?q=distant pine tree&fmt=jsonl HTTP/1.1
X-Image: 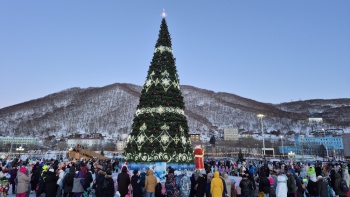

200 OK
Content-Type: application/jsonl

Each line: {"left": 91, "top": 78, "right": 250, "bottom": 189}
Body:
{"left": 124, "top": 17, "right": 192, "bottom": 163}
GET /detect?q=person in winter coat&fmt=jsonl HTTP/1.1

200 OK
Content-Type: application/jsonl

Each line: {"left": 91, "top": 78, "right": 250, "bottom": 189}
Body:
{"left": 117, "top": 166, "right": 130, "bottom": 197}
{"left": 240, "top": 174, "right": 253, "bottom": 197}
{"left": 103, "top": 170, "right": 115, "bottom": 197}
{"left": 30, "top": 164, "right": 40, "bottom": 194}
{"left": 220, "top": 174, "right": 228, "bottom": 197}
{"left": 275, "top": 173, "right": 287, "bottom": 197}
{"left": 189, "top": 173, "right": 197, "bottom": 197}
{"left": 131, "top": 170, "right": 142, "bottom": 197}
{"left": 306, "top": 174, "right": 318, "bottom": 197}
{"left": 72, "top": 168, "right": 85, "bottom": 197}
{"left": 343, "top": 167, "right": 350, "bottom": 188}
{"left": 211, "top": 171, "right": 224, "bottom": 197}
{"left": 95, "top": 169, "right": 106, "bottom": 197}
{"left": 45, "top": 168, "right": 58, "bottom": 197}
{"left": 63, "top": 167, "right": 75, "bottom": 197}
{"left": 180, "top": 173, "right": 191, "bottom": 197}
{"left": 16, "top": 166, "right": 31, "bottom": 197}
{"left": 165, "top": 172, "right": 179, "bottom": 197}
{"left": 223, "top": 173, "right": 231, "bottom": 197}
{"left": 56, "top": 166, "right": 66, "bottom": 197}
{"left": 286, "top": 169, "right": 296, "bottom": 197}
{"left": 259, "top": 171, "right": 270, "bottom": 197}
{"left": 334, "top": 172, "right": 347, "bottom": 197}
{"left": 316, "top": 175, "right": 328, "bottom": 197}
{"left": 329, "top": 169, "right": 336, "bottom": 189}
{"left": 139, "top": 171, "right": 146, "bottom": 195}
{"left": 206, "top": 172, "right": 213, "bottom": 197}
{"left": 36, "top": 166, "right": 48, "bottom": 197}
{"left": 195, "top": 171, "right": 207, "bottom": 197}
{"left": 292, "top": 170, "right": 303, "bottom": 197}
{"left": 83, "top": 169, "right": 93, "bottom": 191}
{"left": 9, "top": 166, "right": 17, "bottom": 194}
{"left": 247, "top": 171, "right": 256, "bottom": 197}
{"left": 145, "top": 169, "right": 157, "bottom": 197}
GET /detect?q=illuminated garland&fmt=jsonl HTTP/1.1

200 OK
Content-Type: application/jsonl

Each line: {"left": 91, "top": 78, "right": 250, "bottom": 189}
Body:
{"left": 124, "top": 151, "right": 192, "bottom": 163}
{"left": 127, "top": 123, "right": 191, "bottom": 151}
{"left": 144, "top": 70, "right": 180, "bottom": 92}
{"left": 135, "top": 106, "right": 185, "bottom": 116}
{"left": 154, "top": 46, "right": 172, "bottom": 53}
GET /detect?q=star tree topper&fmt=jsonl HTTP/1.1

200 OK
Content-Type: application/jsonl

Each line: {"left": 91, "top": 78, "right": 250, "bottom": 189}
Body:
{"left": 161, "top": 9, "right": 167, "bottom": 18}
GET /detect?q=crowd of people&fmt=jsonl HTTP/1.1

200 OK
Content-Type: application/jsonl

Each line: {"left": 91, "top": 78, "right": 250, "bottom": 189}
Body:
{"left": 0, "top": 157, "right": 120, "bottom": 197}
{"left": 0, "top": 157, "right": 349, "bottom": 197}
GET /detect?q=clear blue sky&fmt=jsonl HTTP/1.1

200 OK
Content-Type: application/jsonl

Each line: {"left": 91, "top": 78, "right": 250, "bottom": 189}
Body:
{"left": 1, "top": 1, "right": 349, "bottom": 109}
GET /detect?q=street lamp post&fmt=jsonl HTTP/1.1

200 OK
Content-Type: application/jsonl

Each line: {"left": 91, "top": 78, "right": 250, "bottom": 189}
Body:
{"left": 321, "top": 129, "right": 329, "bottom": 159}
{"left": 280, "top": 135, "right": 284, "bottom": 158}
{"left": 257, "top": 114, "right": 265, "bottom": 158}
{"left": 16, "top": 146, "right": 24, "bottom": 158}
{"left": 300, "top": 135, "right": 304, "bottom": 160}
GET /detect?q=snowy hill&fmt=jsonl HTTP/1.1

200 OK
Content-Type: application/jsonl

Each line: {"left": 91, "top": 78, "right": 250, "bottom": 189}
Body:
{"left": 0, "top": 83, "right": 349, "bottom": 138}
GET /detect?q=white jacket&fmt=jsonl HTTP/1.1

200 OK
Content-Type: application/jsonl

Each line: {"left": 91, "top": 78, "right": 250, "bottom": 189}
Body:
{"left": 276, "top": 175, "right": 288, "bottom": 197}
{"left": 57, "top": 169, "right": 66, "bottom": 187}
{"left": 344, "top": 170, "right": 350, "bottom": 187}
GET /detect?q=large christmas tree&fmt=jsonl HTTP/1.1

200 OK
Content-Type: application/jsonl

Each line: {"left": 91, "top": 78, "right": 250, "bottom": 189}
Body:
{"left": 124, "top": 16, "right": 193, "bottom": 163}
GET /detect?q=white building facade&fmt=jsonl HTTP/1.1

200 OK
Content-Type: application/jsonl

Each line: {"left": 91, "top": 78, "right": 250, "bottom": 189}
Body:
{"left": 0, "top": 137, "right": 39, "bottom": 145}
{"left": 224, "top": 127, "right": 239, "bottom": 141}
{"left": 67, "top": 138, "right": 102, "bottom": 147}
{"left": 116, "top": 140, "right": 127, "bottom": 152}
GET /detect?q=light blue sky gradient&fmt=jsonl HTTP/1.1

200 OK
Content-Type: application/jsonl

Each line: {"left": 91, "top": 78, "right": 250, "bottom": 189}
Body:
{"left": 1, "top": 1, "right": 349, "bottom": 109}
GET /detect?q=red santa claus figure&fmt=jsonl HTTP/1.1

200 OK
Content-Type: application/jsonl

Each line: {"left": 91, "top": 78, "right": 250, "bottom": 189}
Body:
{"left": 194, "top": 145, "right": 204, "bottom": 170}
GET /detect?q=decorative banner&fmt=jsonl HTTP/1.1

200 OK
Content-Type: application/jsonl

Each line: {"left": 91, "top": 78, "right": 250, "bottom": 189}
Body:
{"left": 154, "top": 162, "right": 167, "bottom": 182}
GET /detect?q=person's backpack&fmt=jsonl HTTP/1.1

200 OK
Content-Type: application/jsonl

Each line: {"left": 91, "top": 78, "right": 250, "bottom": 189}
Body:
{"left": 270, "top": 184, "right": 276, "bottom": 196}
{"left": 339, "top": 179, "right": 349, "bottom": 193}
{"left": 65, "top": 173, "right": 74, "bottom": 186}
{"left": 165, "top": 181, "right": 174, "bottom": 196}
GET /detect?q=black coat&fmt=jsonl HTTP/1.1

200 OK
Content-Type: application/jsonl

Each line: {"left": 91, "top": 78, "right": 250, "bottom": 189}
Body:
{"left": 45, "top": 171, "right": 58, "bottom": 197}
{"left": 240, "top": 178, "right": 252, "bottom": 196}
{"left": 259, "top": 176, "right": 270, "bottom": 194}
{"left": 117, "top": 170, "right": 130, "bottom": 197}
{"left": 30, "top": 167, "right": 40, "bottom": 190}
{"left": 63, "top": 167, "right": 75, "bottom": 193}
{"left": 196, "top": 175, "right": 207, "bottom": 197}
{"left": 307, "top": 180, "right": 318, "bottom": 196}
{"left": 95, "top": 170, "right": 106, "bottom": 197}
{"left": 103, "top": 175, "right": 115, "bottom": 197}
{"left": 84, "top": 171, "right": 93, "bottom": 190}
{"left": 131, "top": 175, "right": 142, "bottom": 197}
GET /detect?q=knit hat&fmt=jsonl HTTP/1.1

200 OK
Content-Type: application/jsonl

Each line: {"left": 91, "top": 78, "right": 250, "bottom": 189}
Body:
{"left": 20, "top": 167, "right": 26, "bottom": 173}
{"left": 42, "top": 165, "right": 48, "bottom": 171}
